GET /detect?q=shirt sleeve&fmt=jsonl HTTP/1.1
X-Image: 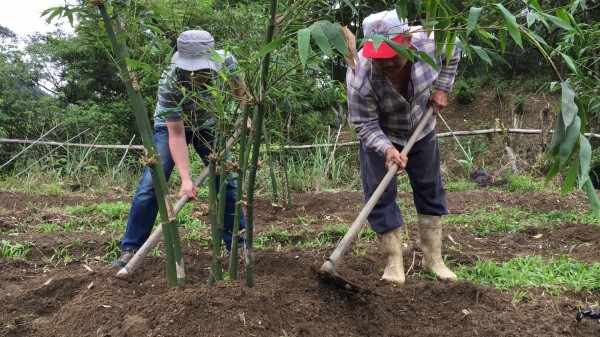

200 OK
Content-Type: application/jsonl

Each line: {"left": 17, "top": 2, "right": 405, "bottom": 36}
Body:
{"left": 434, "top": 37, "right": 460, "bottom": 92}
{"left": 347, "top": 67, "right": 393, "bottom": 157}
{"left": 157, "top": 80, "right": 184, "bottom": 122}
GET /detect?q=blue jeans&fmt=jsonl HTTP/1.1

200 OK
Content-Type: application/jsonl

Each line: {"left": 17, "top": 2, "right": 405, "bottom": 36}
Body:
{"left": 360, "top": 130, "right": 447, "bottom": 234}
{"left": 121, "top": 126, "right": 245, "bottom": 251}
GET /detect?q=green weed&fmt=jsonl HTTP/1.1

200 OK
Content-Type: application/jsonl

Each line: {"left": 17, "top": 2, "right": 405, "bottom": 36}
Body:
{"left": 457, "top": 255, "right": 600, "bottom": 295}
{"left": 445, "top": 205, "right": 595, "bottom": 233}
{"left": 0, "top": 240, "right": 33, "bottom": 259}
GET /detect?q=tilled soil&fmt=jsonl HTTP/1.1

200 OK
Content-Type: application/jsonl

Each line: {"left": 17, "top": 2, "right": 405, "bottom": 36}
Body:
{"left": 1, "top": 189, "right": 599, "bottom": 337}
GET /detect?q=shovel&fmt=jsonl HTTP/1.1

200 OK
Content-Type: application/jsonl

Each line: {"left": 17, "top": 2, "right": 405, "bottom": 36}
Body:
{"left": 317, "top": 106, "right": 434, "bottom": 291}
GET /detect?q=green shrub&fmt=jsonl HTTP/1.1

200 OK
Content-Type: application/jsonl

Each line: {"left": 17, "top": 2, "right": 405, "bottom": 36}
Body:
{"left": 453, "top": 78, "right": 476, "bottom": 104}
{"left": 290, "top": 110, "right": 338, "bottom": 143}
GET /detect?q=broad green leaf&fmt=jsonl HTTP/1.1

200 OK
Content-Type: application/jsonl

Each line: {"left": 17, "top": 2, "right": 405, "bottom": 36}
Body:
{"left": 560, "top": 53, "right": 583, "bottom": 79}
{"left": 255, "top": 35, "right": 289, "bottom": 59}
{"left": 297, "top": 28, "right": 310, "bottom": 69}
{"left": 445, "top": 33, "right": 457, "bottom": 65}
{"left": 556, "top": 8, "right": 570, "bottom": 25}
{"left": 396, "top": 1, "right": 408, "bottom": 21}
{"left": 561, "top": 159, "right": 579, "bottom": 194}
{"left": 583, "top": 179, "right": 600, "bottom": 220}
{"left": 151, "top": 7, "right": 170, "bottom": 14}
{"left": 484, "top": 49, "right": 510, "bottom": 66}
{"left": 372, "top": 34, "right": 385, "bottom": 53}
{"left": 467, "top": 7, "right": 482, "bottom": 36}
{"left": 472, "top": 46, "right": 491, "bottom": 65}
{"left": 548, "top": 115, "right": 565, "bottom": 157}
{"left": 424, "top": 20, "right": 439, "bottom": 27}
{"left": 414, "top": 50, "right": 439, "bottom": 71}
{"left": 310, "top": 23, "right": 334, "bottom": 58}
{"left": 541, "top": 13, "right": 573, "bottom": 30}
{"left": 559, "top": 116, "right": 580, "bottom": 165}
{"left": 526, "top": 12, "right": 536, "bottom": 27}
{"left": 319, "top": 21, "right": 349, "bottom": 57}
{"left": 384, "top": 37, "right": 415, "bottom": 62}
{"left": 499, "top": 29, "right": 507, "bottom": 51}
{"left": 561, "top": 81, "right": 578, "bottom": 128}
{"left": 526, "top": 0, "right": 543, "bottom": 12}
{"left": 544, "top": 159, "right": 561, "bottom": 186}
{"left": 496, "top": 4, "right": 522, "bottom": 48}
{"left": 578, "top": 135, "right": 591, "bottom": 189}
{"left": 476, "top": 29, "right": 498, "bottom": 49}
{"left": 435, "top": 20, "right": 449, "bottom": 57}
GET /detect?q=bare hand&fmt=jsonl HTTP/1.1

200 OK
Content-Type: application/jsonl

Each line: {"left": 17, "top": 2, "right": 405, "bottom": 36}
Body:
{"left": 246, "top": 118, "right": 253, "bottom": 131}
{"left": 385, "top": 147, "right": 408, "bottom": 176}
{"left": 428, "top": 89, "right": 448, "bottom": 114}
{"left": 178, "top": 179, "right": 198, "bottom": 200}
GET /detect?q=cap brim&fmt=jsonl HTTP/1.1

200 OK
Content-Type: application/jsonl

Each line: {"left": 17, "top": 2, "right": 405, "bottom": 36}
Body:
{"left": 171, "top": 52, "right": 221, "bottom": 71}
{"left": 362, "top": 35, "right": 404, "bottom": 59}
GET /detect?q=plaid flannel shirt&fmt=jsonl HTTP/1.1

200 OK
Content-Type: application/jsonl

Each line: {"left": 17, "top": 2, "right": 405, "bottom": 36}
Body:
{"left": 347, "top": 28, "right": 460, "bottom": 157}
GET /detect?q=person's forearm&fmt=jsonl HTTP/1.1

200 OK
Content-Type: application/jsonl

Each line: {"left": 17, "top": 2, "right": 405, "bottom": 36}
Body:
{"left": 168, "top": 133, "right": 192, "bottom": 183}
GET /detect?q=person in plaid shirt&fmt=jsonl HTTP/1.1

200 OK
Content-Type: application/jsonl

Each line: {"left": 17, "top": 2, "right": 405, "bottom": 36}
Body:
{"left": 347, "top": 10, "right": 460, "bottom": 284}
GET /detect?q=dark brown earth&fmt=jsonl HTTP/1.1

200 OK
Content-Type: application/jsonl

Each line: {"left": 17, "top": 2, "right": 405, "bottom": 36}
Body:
{"left": 1, "top": 189, "right": 600, "bottom": 337}
{"left": 2, "top": 92, "right": 600, "bottom": 336}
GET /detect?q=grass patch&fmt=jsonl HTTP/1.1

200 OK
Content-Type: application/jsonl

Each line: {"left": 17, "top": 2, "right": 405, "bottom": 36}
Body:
{"left": 0, "top": 240, "right": 33, "bottom": 259}
{"left": 457, "top": 255, "right": 600, "bottom": 295}
{"left": 67, "top": 202, "right": 130, "bottom": 220}
{"left": 445, "top": 204, "right": 596, "bottom": 233}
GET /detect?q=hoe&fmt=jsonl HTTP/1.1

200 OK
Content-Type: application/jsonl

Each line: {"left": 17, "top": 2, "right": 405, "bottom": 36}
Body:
{"left": 317, "top": 105, "right": 434, "bottom": 291}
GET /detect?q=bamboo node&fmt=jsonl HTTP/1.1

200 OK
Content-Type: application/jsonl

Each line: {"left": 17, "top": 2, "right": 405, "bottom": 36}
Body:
{"left": 227, "top": 161, "right": 240, "bottom": 173}
{"left": 208, "top": 152, "right": 220, "bottom": 163}
{"left": 139, "top": 155, "right": 157, "bottom": 167}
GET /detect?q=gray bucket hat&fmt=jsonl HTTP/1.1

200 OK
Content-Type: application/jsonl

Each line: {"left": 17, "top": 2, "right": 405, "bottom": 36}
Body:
{"left": 171, "top": 30, "right": 221, "bottom": 71}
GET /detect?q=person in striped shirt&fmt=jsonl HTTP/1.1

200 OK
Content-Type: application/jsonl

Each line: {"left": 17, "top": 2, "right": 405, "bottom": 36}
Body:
{"left": 111, "top": 30, "right": 249, "bottom": 269}
{"left": 347, "top": 10, "right": 460, "bottom": 284}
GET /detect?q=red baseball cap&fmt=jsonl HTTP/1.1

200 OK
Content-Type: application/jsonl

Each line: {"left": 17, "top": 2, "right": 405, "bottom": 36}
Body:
{"left": 362, "top": 10, "right": 408, "bottom": 59}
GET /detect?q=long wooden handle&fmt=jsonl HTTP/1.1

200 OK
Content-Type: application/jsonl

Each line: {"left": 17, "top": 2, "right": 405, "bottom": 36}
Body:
{"left": 323, "top": 106, "right": 434, "bottom": 270}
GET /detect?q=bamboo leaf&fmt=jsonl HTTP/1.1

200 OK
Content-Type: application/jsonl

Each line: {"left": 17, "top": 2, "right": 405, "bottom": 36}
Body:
{"left": 561, "top": 81, "right": 578, "bottom": 127}
{"left": 484, "top": 48, "right": 510, "bottom": 66}
{"left": 559, "top": 116, "right": 580, "bottom": 165}
{"left": 445, "top": 33, "right": 457, "bottom": 65}
{"left": 556, "top": 8, "right": 570, "bottom": 25}
{"left": 151, "top": 7, "right": 170, "bottom": 14}
{"left": 384, "top": 36, "right": 415, "bottom": 62}
{"left": 548, "top": 115, "right": 565, "bottom": 157}
{"left": 541, "top": 13, "right": 573, "bottom": 30}
{"left": 499, "top": 29, "right": 506, "bottom": 51}
{"left": 527, "top": 0, "right": 543, "bottom": 12}
{"left": 396, "top": 1, "right": 409, "bottom": 21}
{"left": 310, "top": 23, "right": 334, "bottom": 58}
{"left": 472, "top": 46, "right": 491, "bottom": 65}
{"left": 255, "top": 35, "right": 289, "bottom": 59}
{"left": 319, "top": 21, "right": 349, "bottom": 57}
{"left": 583, "top": 179, "right": 600, "bottom": 220}
{"left": 340, "top": 0, "right": 358, "bottom": 15}
{"left": 414, "top": 50, "right": 439, "bottom": 71}
{"left": 297, "top": 28, "right": 310, "bottom": 69}
{"left": 467, "top": 7, "right": 482, "bottom": 36}
{"left": 522, "top": 28, "right": 549, "bottom": 48}
{"left": 560, "top": 53, "right": 583, "bottom": 79}
{"left": 562, "top": 159, "right": 578, "bottom": 194}
{"left": 526, "top": 12, "right": 536, "bottom": 27}
{"left": 435, "top": 22, "right": 449, "bottom": 57}
{"left": 544, "top": 159, "right": 561, "bottom": 186}
{"left": 578, "top": 135, "right": 591, "bottom": 189}
{"left": 495, "top": 4, "right": 522, "bottom": 48}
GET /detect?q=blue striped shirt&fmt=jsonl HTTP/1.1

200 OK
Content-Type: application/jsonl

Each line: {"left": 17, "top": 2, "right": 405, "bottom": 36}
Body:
{"left": 347, "top": 29, "right": 460, "bottom": 156}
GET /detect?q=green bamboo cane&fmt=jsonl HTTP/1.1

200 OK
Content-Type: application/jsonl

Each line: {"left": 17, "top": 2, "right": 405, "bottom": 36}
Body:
{"left": 229, "top": 105, "right": 251, "bottom": 278}
{"left": 264, "top": 128, "right": 279, "bottom": 206}
{"left": 95, "top": 1, "right": 183, "bottom": 286}
{"left": 245, "top": 0, "right": 279, "bottom": 287}
{"left": 207, "top": 159, "right": 222, "bottom": 285}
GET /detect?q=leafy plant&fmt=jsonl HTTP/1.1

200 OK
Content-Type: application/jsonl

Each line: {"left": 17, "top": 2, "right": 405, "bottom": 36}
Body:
{"left": 0, "top": 240, "right": 32, "bottom": 259}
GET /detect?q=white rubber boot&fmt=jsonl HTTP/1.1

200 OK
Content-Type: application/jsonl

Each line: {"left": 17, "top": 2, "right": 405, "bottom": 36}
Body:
{"left": 418, "top": 214, "right": 457, "bottom": 281}
{"left": 378, "top": 227, "right": 405, "bottom": 284}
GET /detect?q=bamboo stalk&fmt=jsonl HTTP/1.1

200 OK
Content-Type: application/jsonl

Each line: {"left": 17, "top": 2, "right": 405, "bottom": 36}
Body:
{"left": 207, "top": 160, "right": 222, "bottom": 285}
{"left": 96, "top": 2, "right": 182, "bottom": 286}
{"left": 229, "top": 106, "right": 251, "bottom": 278}
{"left": 245, "top": 0, "right": 279, "bottom": 288}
